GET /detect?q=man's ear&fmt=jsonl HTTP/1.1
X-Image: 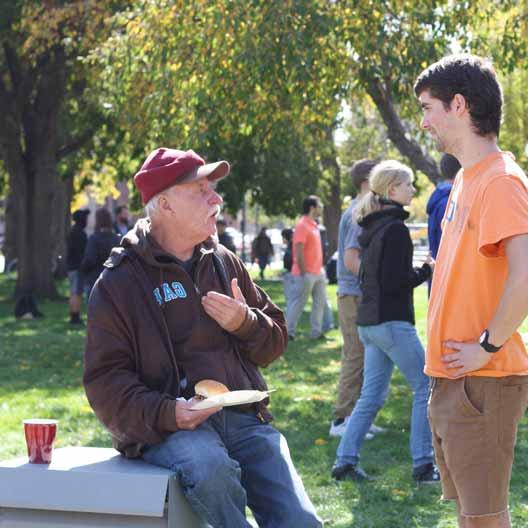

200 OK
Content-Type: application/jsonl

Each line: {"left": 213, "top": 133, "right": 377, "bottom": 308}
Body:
{"left": 452, "top": 93, "right": 468, "bottom": 116}
{"left": 158, "top": 194, "right": 171, "bottom": 213}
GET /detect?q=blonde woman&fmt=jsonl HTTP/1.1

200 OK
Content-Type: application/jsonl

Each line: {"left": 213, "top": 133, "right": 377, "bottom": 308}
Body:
{"left": 331, "top": 160, "right": 439, "bottom": 483}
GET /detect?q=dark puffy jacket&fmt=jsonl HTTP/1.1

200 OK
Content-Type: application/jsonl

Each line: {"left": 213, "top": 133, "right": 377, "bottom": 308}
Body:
{"left": 81, "top": 230, "right": 121, "bottom": 292}
{"left": 66, "top": 225, "right": 87, "bottom": 271}
{"left": 357, "top": 206, "right": 431, "bottom": 326}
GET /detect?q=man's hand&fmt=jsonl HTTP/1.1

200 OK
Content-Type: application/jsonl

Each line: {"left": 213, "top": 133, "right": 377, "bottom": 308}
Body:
{"left": 201, "top": 278, "right": 248, "bottom": 332}
{"left": 425, "top": 253, "right": 435, "bottom": 272}
{"left": 441, "top": 340, "right": 492, "bottom": 377}
{"left": 175, "top": 399, "right": 221, "bottom": 430}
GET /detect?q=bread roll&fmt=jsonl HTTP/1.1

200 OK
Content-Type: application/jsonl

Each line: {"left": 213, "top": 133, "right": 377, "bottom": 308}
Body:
{"left": 194, "top": 379, "right": 229, "bottom": 400}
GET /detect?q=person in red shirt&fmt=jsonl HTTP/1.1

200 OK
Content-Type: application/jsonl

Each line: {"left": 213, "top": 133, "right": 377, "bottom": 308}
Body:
{"left": 286, "top": 195, "right": 329, "bottom": 340}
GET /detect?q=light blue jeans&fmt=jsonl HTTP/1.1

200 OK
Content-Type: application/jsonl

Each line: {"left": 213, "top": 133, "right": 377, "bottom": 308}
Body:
{"left": 143, "top": 409, "right": 321, "bottom": 528}
{"left": 282, "top": 272, "right": 294, "bottom": 312}
{"left": 285, "top": 272, "right": 327, "bottom": 338}
{"left": 336, "top": 321, "right": 433, "bottom": 469}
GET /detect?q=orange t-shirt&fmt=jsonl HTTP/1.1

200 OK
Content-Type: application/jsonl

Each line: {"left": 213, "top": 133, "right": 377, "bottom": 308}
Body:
{"left": 426, "top": 151, "right": 528, "bottom": 378}
{"left": 292, "top": 215, "right": 323, "bottom": 276}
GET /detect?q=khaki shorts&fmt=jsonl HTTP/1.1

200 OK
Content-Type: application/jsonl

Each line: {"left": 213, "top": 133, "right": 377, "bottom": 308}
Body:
{"left": 429, "top": 376, "right": 528, "bottom": 520}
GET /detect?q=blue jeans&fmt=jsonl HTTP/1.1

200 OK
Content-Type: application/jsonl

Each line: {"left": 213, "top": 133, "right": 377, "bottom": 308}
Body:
{"left": 282, "top": 272, "right": 294, "bottom": 312}
{"left": 143, "top": 409, "right": 321, "bottom": 528}
{"left": 336, "top": 321, "right": 433, "bottom": 469}
{"left": 285, "top": 272, "right": 327, "bottom": 338}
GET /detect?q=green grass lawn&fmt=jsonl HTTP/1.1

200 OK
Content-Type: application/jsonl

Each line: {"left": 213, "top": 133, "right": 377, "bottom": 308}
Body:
{"left": 1, "top": 273, "right": 527, "bottom": 527}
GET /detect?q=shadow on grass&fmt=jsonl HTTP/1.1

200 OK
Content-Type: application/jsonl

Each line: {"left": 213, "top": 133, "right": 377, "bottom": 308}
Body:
{"left": 0, "top": 285, "right": 86, "bottom": 392}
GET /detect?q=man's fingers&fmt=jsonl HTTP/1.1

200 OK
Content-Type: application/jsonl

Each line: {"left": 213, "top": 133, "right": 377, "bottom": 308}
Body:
{"left": 204, "top": 291, "right": 233, "bottom": 305}
{"left": 231, "top": 278, "right": 246, "bottom": 302}
{"left": 441, "top": 353, "right": 461, "bottom": 362}
{"left": 202, "top": 298, "right": 237, "bottom": 317}
{"left": 203, "top": 292, "right": 245, "bottom": 312}
{"left": 176, "top": 401, "right": 222, "bottom": 429}
{"left": 445, "top": 362, "right": 463, "bottom": 370}
{"left": 201, "top": 302, "right": 226, "bottom": 322}
{"left": 443, "top": 341, "right": 463, "bottom": 350}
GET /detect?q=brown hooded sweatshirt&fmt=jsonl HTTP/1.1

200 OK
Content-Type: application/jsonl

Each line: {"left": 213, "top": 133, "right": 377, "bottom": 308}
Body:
{"left": 83, "top": 219, "right": 287, "bottom": 457}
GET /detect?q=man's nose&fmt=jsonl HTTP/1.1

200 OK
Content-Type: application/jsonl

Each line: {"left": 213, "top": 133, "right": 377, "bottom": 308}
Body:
{"left": 210, "top": 190, "right": 223, "bottom": 204}
{"left": 421, "top": 116, "right": 428, "bottom": 130}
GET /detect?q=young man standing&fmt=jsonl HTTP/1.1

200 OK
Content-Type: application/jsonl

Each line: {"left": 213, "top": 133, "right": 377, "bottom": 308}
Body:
{"left": 329, "top": 159, "right": 381, "bottom": 438}
{"left": 415, "top": 54, "right": 528, "bottom": 528}
{"left": 286, "top": 195, "right": 328, "bottom": 340}
{"left": 114, "top": 205, "right": 131, "bottom": 237}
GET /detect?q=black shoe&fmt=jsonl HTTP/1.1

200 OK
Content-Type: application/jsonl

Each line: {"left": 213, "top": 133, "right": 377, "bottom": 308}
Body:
{"left": 413, "top": 463, "right": 440, "bottom": 484}
{"left": 69, "top": 314, "right": 84, "bottom": 326}
{"left": 311, "top": 333, "right": 331, "bottom": 341}
{"left": 331, "top": 463, "right": 371, "bottom": 482}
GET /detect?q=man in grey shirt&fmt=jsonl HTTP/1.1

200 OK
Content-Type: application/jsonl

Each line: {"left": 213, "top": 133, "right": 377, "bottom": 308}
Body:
{"left": 330, "top": 159, "right": 384, "bottom": 438}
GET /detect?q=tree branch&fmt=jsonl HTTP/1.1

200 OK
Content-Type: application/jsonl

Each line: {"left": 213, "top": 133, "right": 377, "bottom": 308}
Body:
{"left": 366, "top": 77, "right": 440, "bottom": 182}
{"left": 56, "top": 128, "right": 96, "bottom": 160}
{"left": 3, "top": 42, "right": 22, "bottom": 93}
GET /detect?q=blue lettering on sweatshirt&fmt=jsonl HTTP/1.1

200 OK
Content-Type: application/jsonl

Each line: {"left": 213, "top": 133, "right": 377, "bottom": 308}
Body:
{"left": 153, "top": 282, "right": 188, "bottom": 305}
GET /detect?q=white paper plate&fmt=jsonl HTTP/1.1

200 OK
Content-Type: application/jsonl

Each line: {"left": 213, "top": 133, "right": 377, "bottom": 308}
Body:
{"left": 190, "top": 390, "right": 273, "bottom": 410}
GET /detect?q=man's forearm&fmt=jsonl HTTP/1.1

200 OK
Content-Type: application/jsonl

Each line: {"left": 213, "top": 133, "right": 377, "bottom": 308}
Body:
{"left": 344, "top": 248, "right": 360, "bottom": 275}
{"left": 488, "top": 234, "right": 528, "bottom": 346}
{"left": 488, "top": 269, "right": 528, "bottom": 346}
{"left": 295, "top": 243, "right": 306, "bottom": 274}
{"left": 297, "top": 255, "right": 306, "bottom": 274}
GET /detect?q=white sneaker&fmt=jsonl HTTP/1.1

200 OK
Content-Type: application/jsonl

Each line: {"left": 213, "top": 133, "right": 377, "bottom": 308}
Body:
{"left": 369, "top": 424, "right": 386, "bottom": 435}
{"left": 329, "top": 417, "right": 374, "bottom": 440}
{"left": 329, "top": 417, "right": 349, "bottom": 437}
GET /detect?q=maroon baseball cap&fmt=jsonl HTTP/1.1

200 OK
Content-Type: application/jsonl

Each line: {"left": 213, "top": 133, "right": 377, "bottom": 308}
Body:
{"left": 134, "top": 148, "right": 230, "bottom": 204}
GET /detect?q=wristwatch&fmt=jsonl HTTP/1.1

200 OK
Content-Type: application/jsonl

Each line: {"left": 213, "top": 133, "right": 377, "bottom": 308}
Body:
{"left": 479, "top": 329, "right": 502, "bottom": 353}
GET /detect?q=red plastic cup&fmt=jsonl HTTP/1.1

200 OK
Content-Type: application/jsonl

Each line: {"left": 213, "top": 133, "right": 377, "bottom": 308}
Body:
{"left": 23, "top": 419, "right": 58, "bottom": 464}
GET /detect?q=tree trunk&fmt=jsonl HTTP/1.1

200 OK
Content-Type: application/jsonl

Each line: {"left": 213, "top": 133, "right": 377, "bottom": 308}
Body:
{"left": 3, "top": 191, "right": 17, "bottom": 272}
{"left": 0, "top": 45, "right": 67, "bottom": 298}
{"left": 10, "top": 153, "right": 60, "bottom": 298}
{"left": 367, "top": 77, "right": 441, "bottom": 182}
{"left": 320, "top": 127, "right": 341, "bottom": 258}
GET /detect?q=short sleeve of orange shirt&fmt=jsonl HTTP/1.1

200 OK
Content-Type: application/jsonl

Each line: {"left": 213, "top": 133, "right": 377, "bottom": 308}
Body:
{"left": 293, "top": 221, "right": 309, "bottom": 245}
{"left": 479, "top": 176, "right": 528, "bottom": 258}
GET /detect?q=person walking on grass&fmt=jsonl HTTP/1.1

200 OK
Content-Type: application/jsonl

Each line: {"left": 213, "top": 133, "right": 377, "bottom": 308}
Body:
{"left": 81, "top": 207, "right": 121, "bottom": 300}
{"left": 318, "top": 222, "right": 336, "bottom": 335}
{"left": 415, "top": 54, "right": 528, "bottom": 528}
{"left": 83, "top": 147, "right": 321, "bottom": 528}
{"left": 114, "top": 205, "right": 131, "bottom": 237}
{"left": 66, "top": 208, "right": 90, "bottom": 325}
{"left": 286, "top": 195, "right": 329, "bottom": 341}
{"left": 216, "top": 218, "right": 237, "bottom": 254}
{"left": 329, "top": 159, "right": 384, "bottom": 440}
{"left": 251, "top": 227, "right": 274, "bottom": 280}
{"left": 281, "top": 227, "right": 294, "bottom": 312}
{"left": 331, "top": 160, "right": 439, "bottom": 484}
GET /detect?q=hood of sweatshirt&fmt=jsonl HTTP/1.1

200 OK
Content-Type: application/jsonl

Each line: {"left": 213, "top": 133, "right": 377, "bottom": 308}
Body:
{"left": 358, "top": 206, "right": 409, "bottom": 248}
{"left": 426, "top": 182, "right": 452, "bottom": 215}
{"left": 105, "top": 217, "right": 218, "bottom": 271}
